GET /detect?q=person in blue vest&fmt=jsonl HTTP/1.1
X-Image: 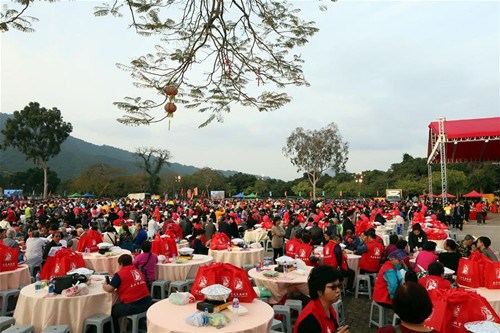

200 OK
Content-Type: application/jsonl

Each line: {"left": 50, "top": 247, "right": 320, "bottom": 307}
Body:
{"left": 103, "top": 254, "right": 152, "bottom": 333}
{"left": 294, "top": 265, "right": 350, "bottom": 333}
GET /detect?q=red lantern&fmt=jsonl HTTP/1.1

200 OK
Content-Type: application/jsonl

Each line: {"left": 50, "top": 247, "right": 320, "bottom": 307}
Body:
{"left": 164, "top": 85, "right": 178, "bottom": 96}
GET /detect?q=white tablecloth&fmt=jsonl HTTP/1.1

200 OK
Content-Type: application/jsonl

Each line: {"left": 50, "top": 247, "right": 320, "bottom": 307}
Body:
{"left": 243, "top": 230, "right": 268, "bottom": 243}
{"left": 13, "top": 276, "right": 113, "bottom": 333}
{"left": 83, "top": 253, "right": 121, "bottom": 274}
{"left": 147, "top": 299, "right": 273, "bottom": 333}
{"left": 156, "top": 255, "right": 213, "bottom": 281}
{"left": 347, "top": 253, "right": 362, "bottom": 280}
{"left": 208, "top": 248, "right": 264, "bottom": 268}
{"left": 0, "top": 264, "right": 31, "bottom": 290}
{"left": 248, "top": 265, "right": 311, "bottom": 304}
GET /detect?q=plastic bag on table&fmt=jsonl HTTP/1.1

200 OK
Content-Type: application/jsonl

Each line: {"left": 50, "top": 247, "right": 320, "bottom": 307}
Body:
{"left": 185, "top": 312, "right": 206, "bottom": 327}
{"left": 62, "top": 282, "right": 89, "bottom": 297}
{"left": 168, "top": 292, "right": 195, "bottom": 305}
{"left": 208, "top": 313, "right": 229, "bottom": 328}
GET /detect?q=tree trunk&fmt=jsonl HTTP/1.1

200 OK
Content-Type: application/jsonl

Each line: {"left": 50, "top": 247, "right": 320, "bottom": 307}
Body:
{"left": 43, "top": 163, "right": 48, "bottom": 199}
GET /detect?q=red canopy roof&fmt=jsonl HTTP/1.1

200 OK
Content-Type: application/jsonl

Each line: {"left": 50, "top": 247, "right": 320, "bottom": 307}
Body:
{"left": 463, "top": 190, "right": 482, "bottom": 198}
{"left": 428, "top": 117, "right": 500, "bottom": 163}
{"left": 436, "top": 193, "right": 456, "bottom": 198}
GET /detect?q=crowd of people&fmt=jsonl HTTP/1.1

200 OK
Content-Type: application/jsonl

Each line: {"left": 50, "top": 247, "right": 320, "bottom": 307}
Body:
{"left": 1, "top": 195, "right": 498, "bottom": 332}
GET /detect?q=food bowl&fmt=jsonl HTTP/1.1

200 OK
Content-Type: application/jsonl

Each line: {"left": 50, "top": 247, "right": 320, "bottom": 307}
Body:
{"left": 275, "top": 255, "right": 295, "bottom": 266}
{"left": 201, "top": 284, "right": 231, "bottom": 302}
{"left": 178, "top": 247, "right": 195, "bottom": 256}
{"left": 231, "top": 238, "right": 244, "bottom": 245}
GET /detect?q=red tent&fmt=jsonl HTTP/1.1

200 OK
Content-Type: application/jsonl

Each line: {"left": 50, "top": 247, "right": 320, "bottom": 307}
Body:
{"left": 428, "top": 117, "right": 500, "bottom": 163}
{"left": 436, "top": 193, "right": 456, "bottom": 198}
{"left": 463, "top": 190, "right": 482, "bottom": 198}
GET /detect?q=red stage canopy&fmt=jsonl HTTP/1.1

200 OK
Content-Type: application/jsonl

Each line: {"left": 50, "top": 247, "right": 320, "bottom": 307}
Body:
{"left": 463, "top": 190, "right": 483, "bottom": 198}
{"left": 428, "top": 117, "right": 500, "bottom": 163}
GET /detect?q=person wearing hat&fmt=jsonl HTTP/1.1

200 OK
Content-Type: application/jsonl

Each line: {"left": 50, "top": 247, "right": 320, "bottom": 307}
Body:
{"left": 373, "top": 249, "right": 408, "bottom": 308}
{"left": 457, "top": 234, "right": 474, "bottom": 257}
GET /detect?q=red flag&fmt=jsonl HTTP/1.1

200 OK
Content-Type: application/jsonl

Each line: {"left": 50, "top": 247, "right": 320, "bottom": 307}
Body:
{"left": 339, "top": 191, "right": 343, "bottom": 197}
{"left": 180, "top": 188, "right": 184, "bottom": 197}
{"left": 377, "top": 190, "right": 379, "bottom": 197}
{"left": 309, "top": 191, "right": 312, "bottom": 197}
{"left": 187, "top": 189, "right": 192, "bottom": 199}
{"left": 284, "top": 191, "right": 287, "bottom": 197}
{"left": 194, "top": 187, "right": 198, "bottom": 196}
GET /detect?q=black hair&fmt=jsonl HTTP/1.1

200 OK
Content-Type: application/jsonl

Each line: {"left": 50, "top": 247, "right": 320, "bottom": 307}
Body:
{"left": 393, "top": 282, "right": 433, "bottom": 324}
{"left": 445, "top": 239, "right": 457, "bottom": 251}
{"left": 302, "top": 233, "right": 311, "bottom": 244}
{"left": 118, "top": 254, "right": 133, "bottom": 266}
{"left": 364, "top": 228, "right": 376, "bottom": 239}
{"left": 307, "top": 265, "right": 343, "bottom": 300}
{"left": 428, "top": 262, "right": 444, "bottom": 276}
{"left": 478, "top": 236, "right": 492, "bottom": 248}
{"left": 389, "top": 234, "right": 399, "bottom": 245}
{"left": 396, "top": 239, "right": 408, "bottom": 250}
{"left": 412, "top": 223, "right": 422, "bottom": 231}
{"left": 404, "top": 270, "right": 418, "bottom": 283}
{"left": 424, "top": 241, "right": 437, "bottom": 252}
{"left": 141, "top": 241, "right": 152, "bottom": 253}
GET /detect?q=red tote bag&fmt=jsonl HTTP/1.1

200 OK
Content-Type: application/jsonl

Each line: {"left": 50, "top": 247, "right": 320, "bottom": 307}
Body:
{"left": 222, "top": 263, "right": 257, "bottom": 303}
{"left": 0, "top": 244, "right": 19, "bottom": 272}
{"left": 40, "top": 248, "right": 85, "bottom": 279}
{"left": 456, "top": 258, "right": 481, "bottom": 288}
{"left": 484, "top": 261, "right": 500, "bottom": 289}
{"left": 209, "top": 233, "right": 231, "bottom": 250}
{"left": 190, "top": 262, "right": 224, "bottom": 300}
{"left": 448, "top": 289, "right": 500, "bottom": 333}
{"left": 425, "top": 289, "right": 453, "bottom": 333}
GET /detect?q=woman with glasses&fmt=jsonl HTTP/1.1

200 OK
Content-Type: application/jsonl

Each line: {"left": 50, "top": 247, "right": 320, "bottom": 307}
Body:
{"left": 42, "top": 230, "right": 63, "bottom": 264}
{"left": 294, "top": 265, "right": 350, "bottom": 333}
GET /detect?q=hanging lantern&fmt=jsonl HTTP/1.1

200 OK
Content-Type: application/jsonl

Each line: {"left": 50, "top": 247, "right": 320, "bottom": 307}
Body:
{"left": 164, "top": 102, "right": 177, "bottom": 117}
{"left": 164, "top": 85, "right": 178, "bottom": 96}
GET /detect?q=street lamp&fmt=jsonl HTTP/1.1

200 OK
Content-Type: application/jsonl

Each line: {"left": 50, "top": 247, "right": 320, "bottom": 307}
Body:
{"left": 354, "top": 172, "right": 363, "bottom": 197}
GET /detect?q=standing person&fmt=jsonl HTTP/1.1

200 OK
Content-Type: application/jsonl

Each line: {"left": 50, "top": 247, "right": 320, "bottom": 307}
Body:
{"left": 103, "top": 254, "right": 152, "bottom": 333}
{"left": 475, "top": 201, "right": 484, "bottom": 224}
{"left": 373, "top": 249, "right": 408, "bottom": 309}
{"left": 217, "top": 215, "right": 231, "bottom": 239}
{"left": 452, "top": 202, "right": 464, "bottom": 230}
{"left": 377, "top": 282, "right": 438, "bottom": 333}
{"left": 463, "top": 200, "right": 470, "bottom": 222}
{"left": 271, "top": 217, "right": 285, "bottom": 262}
{"left": 192, "top": 229, "right": 209, "bottom": 255}
{"left": 133, "top": 223, "right": 148, "bottom": 251}
{"left": 294, "top": 265, "right": 350, "bottom": 333}
{"left": 342, "top": 209, "right": 355, "bottom": 235}
{"left": 147, "top": 217, "right": 162, "bottom": 240}
{"left": 203, "top": 218, "right": 216, "bottom": 241}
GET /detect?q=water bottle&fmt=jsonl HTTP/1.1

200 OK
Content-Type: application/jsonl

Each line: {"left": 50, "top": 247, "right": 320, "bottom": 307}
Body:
{"left": 227, "top": 242, "right": 232, "bottom": 251}
{"left": 48, "top": 276, "right": 55, "bottom": 296}
{"left": 85, "top": 247, "right": 90, "bottom": 254}
{"left": 293, "top": 260, "right": 298, "bottom": 271}
{"left": 203, "top": 308, "right": 209, "bottom": 326}
{"left": 172, "top": 253, "right": 177, "bottom": 262}
{"left": 232, "top": 297, "right": 240, "bottom": 322}
{"left": 35, "top": 273, "right": 41, "bottom": 293}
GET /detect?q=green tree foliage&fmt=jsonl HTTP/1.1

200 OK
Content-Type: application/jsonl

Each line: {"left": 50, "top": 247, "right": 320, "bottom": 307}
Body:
{"left": 1, "top": 102, "right": 72, "bottom": 198}
{"left": 135, "top": 147, "right": 171, "bottom": 195}
{"left": 69, "top": 163, "right": 129, "bottom": 197}
{"left": 186, "top": 167, "right": 226, "bottom": 196}
{"left": 292, "top": 181, "right": 312, "bottom": 197}
{"left": 431, "top": 169, "right": 467, "bottom": 196}
{"left": 227, "top": 172, "right": 258, "bottom": 194}
{"left": 1, "top": 168, "right": 60, "bottom": 196}
{"left": 283, "top": 122, "right": 348, "bottom": 200}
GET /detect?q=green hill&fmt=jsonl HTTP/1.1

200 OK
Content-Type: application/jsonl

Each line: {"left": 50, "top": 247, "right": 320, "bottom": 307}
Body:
{"left": 0, "top": 113, "right": 235, "bottom": 179}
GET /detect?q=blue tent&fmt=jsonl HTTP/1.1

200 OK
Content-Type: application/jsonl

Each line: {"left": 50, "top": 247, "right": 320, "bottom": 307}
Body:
{"left": 82, "top": 193, "right": 95, "bottom": 198}
{"left": 232, "top": 192, "right": 245, "bottom": 198}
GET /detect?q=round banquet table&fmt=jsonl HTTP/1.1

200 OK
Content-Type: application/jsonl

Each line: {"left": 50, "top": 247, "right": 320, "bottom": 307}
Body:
{"left": 147, "top": 298, "right": 273, "bottom": 333}
{"left": 427, "top": 239, "right": 446, "bottom": 249}
{"left": 346, "top": 253, "right": 362, "bottom": 280}
{"left": 82, "top": 253, "right": 122, "bottom": 274}
{"left": 461, "top": 286, "right": 500, "bottom": 315}
{"left": 13, "top": 276, "right": 113, "bottom": 333}
{"left": 248, "top": 265, "right": 311, "bottom": 304}
{"left": 208, "top": 248, "right": 264, "bottom": 268}
{"left": 156, "top": 255, "right": 213, "bottom": 281}
{"left": 0, "top": 264, "right": 31, "bottom": 290}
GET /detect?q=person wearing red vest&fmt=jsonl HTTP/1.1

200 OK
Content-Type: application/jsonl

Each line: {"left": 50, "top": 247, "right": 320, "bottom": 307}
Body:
{"left": 285, "top": 235, "right": 301, "bottom": 257}
{"left": 295, "top": 234, "right": 314, "bottom": 266}
{"left": 323, "top": 232, "right": 355, "bottom": 293}
{"left": 418, "top": 261, "right": 451, "bottom": 291}
{"left": 356, "top": 229, "right": 385, "bottom": 274}
{"left": 475, "top": 201, "right": 484, "bottom": 224}
{"left": 373, "top": 249, "right": 407, "bottom": 308}
{"left": 103, "top": 254, "right": 152, "bottom": 333}
{"left": 294, "top": 265, "right": 350, "bottom": 333}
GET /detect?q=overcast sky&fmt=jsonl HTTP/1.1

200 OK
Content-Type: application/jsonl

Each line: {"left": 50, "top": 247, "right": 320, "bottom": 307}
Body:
{"left": 1, "top": 1, "right": 499, "bottom": 181}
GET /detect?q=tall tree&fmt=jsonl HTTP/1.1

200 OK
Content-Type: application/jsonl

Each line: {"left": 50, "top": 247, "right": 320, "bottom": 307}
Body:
{"left": 135, "top": 147, "right": 171, "bottom": 194}
{"left": 2, "top": 1, "right": 326, "bottom": 127}
{"left": 283, "top": 122, "right": 348, "bottom": 200}
{"left": 1, "top": 102, "right": 72, "bottom": 198}
{"left": 190, "top": 167, "right": 226, "bottom": 197}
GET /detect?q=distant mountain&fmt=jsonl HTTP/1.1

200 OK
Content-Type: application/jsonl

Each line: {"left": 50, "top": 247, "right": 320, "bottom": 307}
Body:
{"left": 0, "top": 113, "right": 237, "bottom": 180}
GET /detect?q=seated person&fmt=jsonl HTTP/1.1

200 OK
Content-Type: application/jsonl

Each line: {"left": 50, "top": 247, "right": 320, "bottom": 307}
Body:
{"left": 356, "top": 229, "right": 385, "bottom": 274}
{"left": 415, "top": 241, "right": 438, "bottom": 272}
{"left": 418, "top": 262, "right": 451, "bottom": 291}
{"left": 377, "top": 282, "right": 438, "bottom": 333}
{"left": 192, "top": 229, "right": 209, "bottom": 255}
{"left": 285, "top": 230, "right": 303, "bottom": 257}
{"left": 323, "top": 231, "right": 355, "bottom": 292}
{"left": 476, "top": 236, "right": 499, "bottom": 262}
{"left": 373, "top": 250, "right": 408, "bottom": 309}
{"left": 383, "top": 235, "right": 399, "bottom": 260}
{"left": 438, "top": 239, "right": 461, "bottom": 272}
{"left": 408, "top": 223, "right": 427, "bottom": 253}
{"left": 294, "top": 265, "right": 350, "bottom": 333}
{"left": 103, "top": 254, "right": 152, "bottom": 333}
{"left": 342, "top": 229, "right": 360, "bottom": 251}
{"left": 295, "top": 233, "right": 315, "bottom": 266}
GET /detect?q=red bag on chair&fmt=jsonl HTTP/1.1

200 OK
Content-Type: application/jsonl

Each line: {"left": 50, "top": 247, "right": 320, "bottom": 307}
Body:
{"left": 456, "top": 257, "right": 481, "bottom": 288}
{"left": 425, "top": 289, "right": 453, "bottom": 333}
{"left": 76, "top": 229, "right": 103, "bottom": 252}
{"left": 190, "top": 262, "right": 224, "bottom": 300}
{"left": 40, "top": 248, "right": 85, "bottom": 279}
{"left": 448, "top": 289, "right": 500, "bottom": 333}
{"left": 0, "top": 244, "right": 19, "bottom": 272}
{"left": 209, "top": 233, "right": 231, "bottom": 250}
{"left": 151, "top": 233, "right": 178, "bottom": 257}
{"left": 484, "top": 260, "right": 500, "bottom": 289}
{"left": 220, "top": 263, "right": 257, "bottom": 303}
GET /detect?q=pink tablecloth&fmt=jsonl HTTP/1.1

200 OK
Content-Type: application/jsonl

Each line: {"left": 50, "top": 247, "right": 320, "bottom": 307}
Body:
{"left": 156, "top": 255, "right": 213, "bottom": 281}
{"left": 248, "top": 265, "right": 311, "bottom": 304}
{"left": 147, "top": 299, "right": 273, "bottom": 333}
{"left": 208, "top": 248, "right": 264, "bottom": 268}
{"left": 0, "top": 264, "right": 31, "bottom": 290}
{"left": 14, "top": 276, "right": 113, "bottom": 333}
{"left": 83, "top": 253, "right": 121, "bottom": 274}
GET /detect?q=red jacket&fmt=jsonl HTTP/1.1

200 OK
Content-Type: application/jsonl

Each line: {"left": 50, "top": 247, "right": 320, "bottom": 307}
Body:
{"left": 295, "top": 242, "right": 314, "bottom": 266}
{"left": 294, "top": 298, "right": 338, "bottom": 333}
{"left": 323, "top": 241, "right": 338, "bottom": 268}
{"left": 418, "top": 275, "right": 451, "bottom": 291}
{"left": 116, "top": 265, "right": 150, "bottom": 304}
{"left": 359, "top": 240, "right": 384, "bottom": 273}
{"left": 373, "top": 261, "right": 396, "bottom": 305}
{"left": 285, "top": 238, "right": 301, "bottom": 257}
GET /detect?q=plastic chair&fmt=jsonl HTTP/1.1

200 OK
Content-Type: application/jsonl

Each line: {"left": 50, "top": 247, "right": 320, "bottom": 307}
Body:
{"left": 126, "top": 312, "right": 147, "bottom": 333}
{"left": 3, "top": 326, "right": 35, "bottom": 333}
{"left": 0, "top": 316, "right": 15, "bottom": 332}
{"left": 41, "top": 325, "right": 70, "bottom": 333}
{"left": 270, "top": 319, "right": 283, "bottom": 331}
{"left": 354, "top": 274, "right": 372, "bottom": 299}
{"left": 368, "top": 301, "right": 389, "bottom": 328}
{"left": 168, "top": 281, "right": 190, "bottom": 295}
{"left": 273, "top": 305, "right": 292, "bottom": 333}
{"left": 333, "top": 299, "right": 346, "bottom": 326}
{"left": 150, "top": 280, "right": 170, "bottom": 302}
{"left": 0, "top": 289, "right": 20, "bottom": 316}
{"left": 82, "top": 314, "right": 114, "bottom": 333}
